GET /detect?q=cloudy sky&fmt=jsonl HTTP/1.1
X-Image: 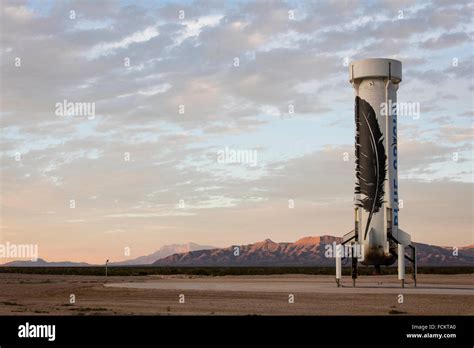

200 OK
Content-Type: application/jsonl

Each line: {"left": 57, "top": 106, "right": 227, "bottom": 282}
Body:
{"left": 1, "top": 0, "right": 472, "bottom": 263}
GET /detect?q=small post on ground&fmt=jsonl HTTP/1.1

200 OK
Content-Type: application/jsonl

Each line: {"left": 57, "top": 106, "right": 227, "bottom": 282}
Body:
{"left": 105, "top": 259, "right": 109, "bottom": 278}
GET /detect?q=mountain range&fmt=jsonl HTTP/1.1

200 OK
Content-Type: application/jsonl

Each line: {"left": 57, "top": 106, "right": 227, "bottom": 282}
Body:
{"left": 1, "top": 236, "right": 472, "bottom": 267}
{"left": 152, "top": 235, "right": 474, "bottom": 267}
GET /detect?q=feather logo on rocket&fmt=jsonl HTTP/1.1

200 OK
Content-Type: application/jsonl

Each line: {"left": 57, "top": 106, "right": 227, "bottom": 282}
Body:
{"left": 354, "top": 96, "right": 387, "bottom": 240}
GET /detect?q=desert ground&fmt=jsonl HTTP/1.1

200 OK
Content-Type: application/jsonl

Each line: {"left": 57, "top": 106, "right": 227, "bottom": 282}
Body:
{"left": 0, "top": 273, "right": 472, "bottom": 315}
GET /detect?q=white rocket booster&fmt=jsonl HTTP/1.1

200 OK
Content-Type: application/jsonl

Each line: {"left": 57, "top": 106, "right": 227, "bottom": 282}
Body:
{"left": 337, "top": 58, "right": 417, "bottom": 287}
{"left": 347, "top": 58, "right": 412, "bottom": 268}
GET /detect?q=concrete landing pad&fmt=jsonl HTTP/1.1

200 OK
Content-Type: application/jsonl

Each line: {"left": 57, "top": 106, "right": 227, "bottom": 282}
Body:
{"left": 105, "top": 277, "right": 473, "bottom": 295}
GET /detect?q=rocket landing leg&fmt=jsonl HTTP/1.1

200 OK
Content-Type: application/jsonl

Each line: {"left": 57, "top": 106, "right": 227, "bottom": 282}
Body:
{"left": 409, "top": 245, "right": 417, "bottom": 288}
{"left": 398, "top": 244, "right": 405, "bottom": 288}
{"left": 390, "top": 234, "right": 417, "bottom": 288}
{"left": 351, "top": 246, "right": 358, "bottom": 287}
{"left": 335, "top": 230, "right": 359, "bottom": 287}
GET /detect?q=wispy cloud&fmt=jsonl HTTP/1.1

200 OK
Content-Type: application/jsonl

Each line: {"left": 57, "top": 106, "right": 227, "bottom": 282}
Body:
{"left": 85, "top": 25, "right": 160, "bottom": 59}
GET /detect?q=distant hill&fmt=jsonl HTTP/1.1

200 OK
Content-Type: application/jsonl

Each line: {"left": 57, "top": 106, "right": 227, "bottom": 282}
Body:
{"left": 111, "top": 242, "right": 216, "bottom": 265}
{"left": 152, "top": 235, "right": 474, "bottom": 267}
{"left": 1, "top": 258, "right": 91, "bottom": 267}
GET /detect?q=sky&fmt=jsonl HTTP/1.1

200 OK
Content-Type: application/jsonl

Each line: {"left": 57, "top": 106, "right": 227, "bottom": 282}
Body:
{"left": 0, "top": 0, "right": 472, "bottom": 263}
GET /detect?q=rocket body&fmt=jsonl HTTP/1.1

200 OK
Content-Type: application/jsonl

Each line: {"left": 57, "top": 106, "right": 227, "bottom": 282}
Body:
{"left": 349, "top": 59, "right": 409, "bottom": 266}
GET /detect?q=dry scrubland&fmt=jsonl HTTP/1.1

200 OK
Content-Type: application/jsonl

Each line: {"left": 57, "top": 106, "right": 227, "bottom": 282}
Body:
{"left": 0, "top": 273, "right": 472, "bottom": 315}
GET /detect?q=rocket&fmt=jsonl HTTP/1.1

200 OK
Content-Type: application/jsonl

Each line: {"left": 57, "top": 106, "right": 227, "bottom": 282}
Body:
{"left": 336, "top": 58, "right": 417, "bottom": 288}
